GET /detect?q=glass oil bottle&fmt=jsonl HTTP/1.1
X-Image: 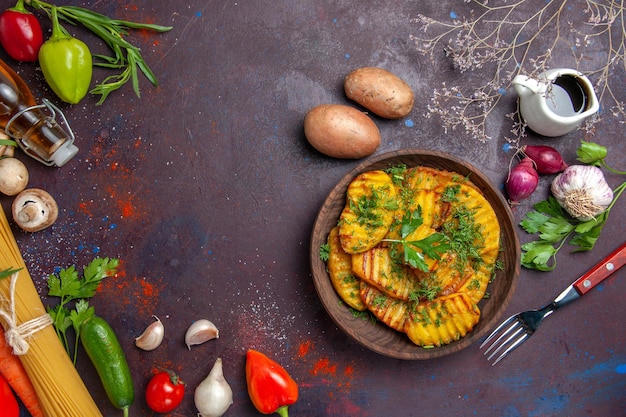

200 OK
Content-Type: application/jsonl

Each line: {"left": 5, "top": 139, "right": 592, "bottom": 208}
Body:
{"left": 0, "top": 58, "right": 78, "bottom": 167}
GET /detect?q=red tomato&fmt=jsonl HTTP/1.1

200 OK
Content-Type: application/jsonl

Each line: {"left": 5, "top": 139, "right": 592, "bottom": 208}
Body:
{"left": 0, "top": 374, "right": 19, "bottom": 417}
{"left": 145, "top": 370, "right": 186, "bottom": 413}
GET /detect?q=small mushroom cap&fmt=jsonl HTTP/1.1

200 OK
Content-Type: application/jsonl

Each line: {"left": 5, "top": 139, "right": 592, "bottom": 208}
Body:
{"left": 12, "top": 188, "right": 59, "bottom": 232}
{"left": 0, "top": 157, "right": 29, "bottom": 196}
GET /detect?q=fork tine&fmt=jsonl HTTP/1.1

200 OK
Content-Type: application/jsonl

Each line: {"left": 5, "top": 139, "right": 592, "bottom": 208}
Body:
{"left": 479, "top": 314, "right": 517, "bottom": 349}
{"left": 485, "top": 325, "right": 525, "bottom": 360}
{"left": 490, "top": 332, "right": 530, "bottom": 366}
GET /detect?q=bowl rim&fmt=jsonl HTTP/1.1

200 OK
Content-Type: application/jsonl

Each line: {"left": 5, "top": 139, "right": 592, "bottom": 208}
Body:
{"left": 310, "top": 148, "right": 521, "bottom": 360}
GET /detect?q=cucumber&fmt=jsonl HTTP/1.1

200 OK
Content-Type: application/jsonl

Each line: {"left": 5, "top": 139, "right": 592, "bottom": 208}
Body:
{"left": 81, "top": 315, "right": 134, "bottom": 417}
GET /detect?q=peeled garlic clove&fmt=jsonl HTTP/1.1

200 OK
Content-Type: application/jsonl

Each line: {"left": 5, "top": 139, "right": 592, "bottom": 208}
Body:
{"left": 135, "top": 315, "right": 165, "bottom": 351}
{"left": 185, "top": 319, "right": 219, "bottom": 350}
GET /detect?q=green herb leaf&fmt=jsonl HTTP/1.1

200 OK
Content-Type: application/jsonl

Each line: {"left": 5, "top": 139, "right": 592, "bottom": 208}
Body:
{"left": 537, "top": 216, "right": 575, "bottom": 243}
{"left": 400, "top": 208, "right": 424, "bottom": 239}
{"left": 519, "top": 211, "right": 550, "bottom": 234}
{"left": 385, "top": 165, "right": 407, "bottom": 185}
{"left": 521, "top": 241, "right": 557, "bottom": 271}
{"left": 407, "top": 233, "right": 449, "bottom": 261}
{"left": 0, "top": 267, "right": 21, "bottom": 280}
{"left": 576, "top": 140, "right": 607, "bottom": 166}
{"left": 47, "top": 265, "right": 81, "bottom": 303}
{"left": 384, "top": 207, "right": 449, "bottom": 272}
{"left": 70, "top": 300, "right": 95, "bottom": 338}
{"left": 319, "top": 243, "right": 330, "bottom": 262}
{"left": 46, "top": 257, "right": 119, "bottom": 358}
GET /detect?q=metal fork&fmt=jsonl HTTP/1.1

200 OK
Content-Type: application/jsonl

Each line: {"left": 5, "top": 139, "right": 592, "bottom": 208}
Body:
{"left": 480, "top": 241, "right": 626, "bottom": 365}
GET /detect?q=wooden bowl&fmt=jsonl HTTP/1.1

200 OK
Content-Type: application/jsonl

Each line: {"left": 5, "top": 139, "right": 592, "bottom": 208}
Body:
{"left": 310, "top": 149, "right": 521, "bottom": 360}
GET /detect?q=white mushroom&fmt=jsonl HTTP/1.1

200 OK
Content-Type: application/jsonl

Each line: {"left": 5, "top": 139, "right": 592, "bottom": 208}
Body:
{"left": 0, "top": 131, "right": 16, "bottom": 157}
{"left": 0, "top": 157, "right": 29, "bottom": 196}
{"left": 12, "top": 188, "right": 59, "bottom": 232}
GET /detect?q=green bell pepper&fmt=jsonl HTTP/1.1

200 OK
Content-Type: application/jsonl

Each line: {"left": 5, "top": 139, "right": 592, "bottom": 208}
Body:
{"left": 38, "top": 6, "right": 92, "bottom": 104}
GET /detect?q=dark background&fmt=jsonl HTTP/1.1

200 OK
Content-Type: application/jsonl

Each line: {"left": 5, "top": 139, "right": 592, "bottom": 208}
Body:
{"left": 1, "top": 0, "right": 624, "bottom": 416}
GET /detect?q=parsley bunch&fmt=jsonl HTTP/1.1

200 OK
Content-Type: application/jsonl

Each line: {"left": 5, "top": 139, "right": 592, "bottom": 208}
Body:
{"left": 520, "top": 141, "right": 626, "bottom": 271}
{"left": 46, "top": 257, "right": 119, "bottom": 363}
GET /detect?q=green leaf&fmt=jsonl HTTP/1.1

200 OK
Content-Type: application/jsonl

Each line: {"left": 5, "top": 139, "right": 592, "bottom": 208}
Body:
{"left": 576, "top": 140, "right": 607, "bottom": 166}
{"left": 400, "top": 208, "right": 424, "bottom": 239}
{"left": 521, "top": 241, "right": 557, "bottom": 271}
{"left": 408, "top": 233, "right": 450, "bottom": 260}
{"left": 319, "top": 243, "right": 330, "bottom": 262}
{"left": 0, "top": 267, "right": 21, "bottom": 280}
{"left": 520, "top": 211, "right": 550, "bottom": 234}
{"left": 404, "top": 246, "right": 428, "bottom": 271}
{"left": 70, "top": 299, "right": 95, "bottom": 335}
{"left": 385, "top": 165, "right": 407, "bottom": 185}
{"left": 571, "top": 216, "right": 606, "bottom": 251}
{"left": 533, "top": 197, "right": 565, "bottom": 217}
{"left": 537, "top": 216, "right": 574, "bottom": 243}
{"left": 569, "top": 233, "right": 599, "bottom": 252}
{"left": 47, "top": 266, "right": 81, "bottom": 302}
{"left": 79, "top": 257, "right": 119, "bottom": 298}
{"left": 47, "top": 304, "right": 72, "bottom": 333}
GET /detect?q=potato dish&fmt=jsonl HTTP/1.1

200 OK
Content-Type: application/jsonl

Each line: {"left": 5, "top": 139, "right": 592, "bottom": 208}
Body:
{"left": 325, "top": 165, "right": 501, "bottom": 347}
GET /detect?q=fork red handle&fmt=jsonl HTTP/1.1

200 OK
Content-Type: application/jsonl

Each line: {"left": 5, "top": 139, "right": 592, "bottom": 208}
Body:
{"left": 573, "top": 241, "right": 626, "bottom": 295}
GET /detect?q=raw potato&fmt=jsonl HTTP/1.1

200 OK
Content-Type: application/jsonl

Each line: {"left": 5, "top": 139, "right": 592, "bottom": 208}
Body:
{"left": 344, "top": 67, "right": 414, "bottom": 119}
{"left": 304, "top": 104, "right": 381, "bottom": 159}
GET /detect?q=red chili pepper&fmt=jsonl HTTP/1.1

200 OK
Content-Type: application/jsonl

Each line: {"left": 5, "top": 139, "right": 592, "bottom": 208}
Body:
{"left": 246, "top": 349, "right": 299, "bottom": 417}
{"left": 0, "top": 0, "right": 44, "bottom": 62}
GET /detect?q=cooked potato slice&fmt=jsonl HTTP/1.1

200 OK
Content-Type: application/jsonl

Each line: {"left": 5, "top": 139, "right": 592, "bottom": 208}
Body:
{"left": 360, "top": 281, "right": 409, "bottom": 332}
{"left": 414, "top": 251, "right": 474, "bottom": 300}
{"left": 351, "top": 247, "right": 419, "bottom": 301}
{"left": 404, "top": 292, "right": 480, "bottom": 347}
{"left": 447, "top": 183, "right": 500, "bottom": 254}
{"left": 327, "top": 227, "right": 366, "bottom": 311}
{"left": 458, "top": 263, "right": 495, "bottom": 305}
{"left": 404, "top": 166, "right": 475, "bottom": 194}
{"left": 339, "top": 170, "right": 396, "bottom": 254}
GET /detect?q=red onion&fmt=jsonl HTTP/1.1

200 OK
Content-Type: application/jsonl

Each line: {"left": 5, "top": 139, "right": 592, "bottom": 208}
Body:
{"left": 506, "top": 157, "right": 539, "bottom": 203}
{"left": 521, "top": 145, "right": 568, "bottom": 175}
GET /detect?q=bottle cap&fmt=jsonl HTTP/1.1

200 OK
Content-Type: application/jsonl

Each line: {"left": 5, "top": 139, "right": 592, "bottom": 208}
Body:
{"left": 50, "top": 141, "right": 79, "bottom": 167}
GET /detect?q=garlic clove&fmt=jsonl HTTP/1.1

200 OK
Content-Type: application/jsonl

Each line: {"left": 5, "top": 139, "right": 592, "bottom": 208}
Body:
{"left": 135, "top": 315, "right": 165, "bottom": 351}
{"left": 185, "top": 319, "right": 219, "bottom": 350}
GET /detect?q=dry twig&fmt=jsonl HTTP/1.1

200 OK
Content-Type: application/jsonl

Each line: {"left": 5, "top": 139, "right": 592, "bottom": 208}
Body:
{"left": 410, "top": 0, "right": 625, "bottom": 143}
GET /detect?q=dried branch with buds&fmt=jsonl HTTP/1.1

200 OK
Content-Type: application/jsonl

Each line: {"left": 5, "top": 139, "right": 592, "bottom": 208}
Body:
{"left": 410, "top": 0, "right": 626, "bottom": 143}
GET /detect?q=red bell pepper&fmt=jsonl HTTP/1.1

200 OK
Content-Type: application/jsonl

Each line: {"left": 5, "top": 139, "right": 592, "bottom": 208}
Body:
{"left": 0, "top": 0, "right": 43, "bottom": 62}
{"left": 246, "top": 349, "right": 299, "bottom": 417}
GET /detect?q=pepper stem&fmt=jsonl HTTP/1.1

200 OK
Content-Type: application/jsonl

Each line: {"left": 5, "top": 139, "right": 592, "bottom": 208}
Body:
{"left": 275, "top": 406, "right": 290, "bottom": 417}
{"left": 48, "top": 6, "right": 71, "bottom": 41}
{"left": 11, "top": 0, "right": 28, "bottom": 12}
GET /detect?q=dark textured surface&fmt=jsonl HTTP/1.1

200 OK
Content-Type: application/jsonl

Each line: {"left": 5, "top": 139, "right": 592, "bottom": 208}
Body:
{"left": 2, "top": 1, "right": 625, "bottom": 416}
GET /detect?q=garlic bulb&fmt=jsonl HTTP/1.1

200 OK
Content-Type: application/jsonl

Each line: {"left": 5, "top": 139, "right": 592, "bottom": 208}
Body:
{"left": 185, "top": 319, "right": 219, "bottom": 350}
{"left": 194, "top": 357, "right": 233, "bottom": 417}
{"left": 135, "top": 315, "right": 165, "bottom": 351}
{"left": 551, "top": 165, "right": 613, "bottom": 220}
